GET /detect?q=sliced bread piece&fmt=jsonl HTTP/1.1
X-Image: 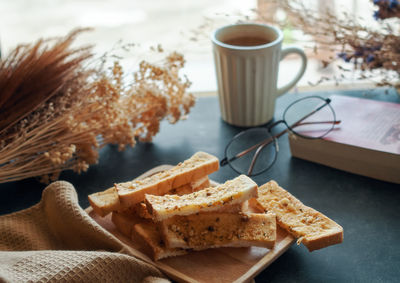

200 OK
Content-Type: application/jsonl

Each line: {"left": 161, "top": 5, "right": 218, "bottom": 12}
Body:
{"left": 134, "top": 202, "right": 153, "bottom": 220}
{"left": 190, "top": 175, "right": 211, "bottom": 192}
{"left": 169, "top": 175, "right": 210, "bottom": 195}
{"left": 88, "top": 152, "right": 218, "bottom": 217}
{"left": 257, "top": 180, "right": 343, "bottom": 251}
{"left": 136, "top": 200, "right": 243, "bottom": 221}
{"left": 241, "top": 198, "right": 265, "bottom": 214}
{"left": 134, "top": 175, "right": 213, "bottom": 220}
{"left": 145, "top": 175, "right": 258, "bottom": 221}
{"left": 111, "top": 208, "right": 145, "bottom": 237}
{"left": 117, "top": 151, "right": 219, "bottom": 206}
{"left": 89, "top": 187, "right": 120, "bottom": 217}
{"left": 160, "top": 212, "right": 276, "bottom": 250}
{"left": 132, "top": 222, "right": 187, "bottom": 261}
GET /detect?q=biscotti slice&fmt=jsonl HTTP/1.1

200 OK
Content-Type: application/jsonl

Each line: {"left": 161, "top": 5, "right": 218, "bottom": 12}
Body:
{"left": 136, "top": 198, "right": 242, "bottom": 221}
{"left": 134, "top": 176, "right": 213, "bottom": 220}
{"left": 241, "top": 198, "right": 265, "bottom": 214}
{"left": 89, "top": 187, "right": 121, "bottom": 217}
{"left": 132, "top": 222, "right": 187, "bottom": 261}
{"left": 169, "top": 175, "right": 210, "bottom": 195}
{"left": 117, "top": 151, "right": 219, "bottom": 206}
{"left": 92, "top": 176, "right": 210, "bottom": 218}
{"left": 88, "top": 152, "right": 218, "bottom": 217}
{"left": 257, "top": 180, "right": 343, "bottom": 251}
{"left": 190, "top": 175, "right": 211, "bottom": 192}
{"left": 134, "top": 202, "right": 153, "bottom": 220}
{"left": 160, "top": 212, "right": 276, "bottom": 250}
{"left": 111, "top": 209, "right": 145, "bottom": 237}
{"left": 145, "top": 175, "right": 258, "bottom": 221}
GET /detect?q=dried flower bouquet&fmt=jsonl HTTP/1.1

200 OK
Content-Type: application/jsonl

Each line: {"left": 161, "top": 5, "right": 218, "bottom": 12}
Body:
{"left": 0, "top": 29, "right": 195, "bottom": 184}
{"left": 256, "top": 0, "right": 400, "bottom": 89}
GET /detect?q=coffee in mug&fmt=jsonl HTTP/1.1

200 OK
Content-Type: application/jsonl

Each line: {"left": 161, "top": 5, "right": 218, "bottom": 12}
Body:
{"left": 212, "top": 23, "right": 307, "bottom": 127}
{"left": 223, "top": 36, "right": 271, "bottom": 47}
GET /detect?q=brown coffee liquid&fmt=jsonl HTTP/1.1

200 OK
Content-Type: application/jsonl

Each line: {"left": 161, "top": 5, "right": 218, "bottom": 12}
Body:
{"left": 224, "top": 36, "right": 270, "bottom": 46}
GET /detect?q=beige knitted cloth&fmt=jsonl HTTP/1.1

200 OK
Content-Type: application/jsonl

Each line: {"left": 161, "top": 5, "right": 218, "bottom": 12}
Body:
{"left": 0, "top": 181, "right": 169, "bottom": 283}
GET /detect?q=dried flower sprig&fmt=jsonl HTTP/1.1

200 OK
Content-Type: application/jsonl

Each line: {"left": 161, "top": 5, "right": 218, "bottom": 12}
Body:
{"left": 0, "top": 29, "right": 195, "bottom": 184}
{"left": 373, "top": 0, "right": 400, "bottom": 19}
{"left": 255, "top": 0, "right": 400, "bottom": 89}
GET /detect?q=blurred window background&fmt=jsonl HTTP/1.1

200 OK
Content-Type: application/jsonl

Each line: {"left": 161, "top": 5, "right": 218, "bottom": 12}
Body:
{"left": 0, "top": 0, "right": 380, "bottom": 93}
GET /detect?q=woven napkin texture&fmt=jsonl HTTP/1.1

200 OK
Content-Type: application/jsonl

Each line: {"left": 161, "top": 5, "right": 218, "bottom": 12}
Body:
{"left": 0, "top": 181, "right": 169, "bottom": 283}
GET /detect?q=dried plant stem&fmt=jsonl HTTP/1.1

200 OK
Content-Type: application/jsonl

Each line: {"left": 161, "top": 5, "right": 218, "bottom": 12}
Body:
{"left": 0, "top": 30, "right": 195, "bottom": 184}
{"left": 255, "top": 0, "right": 400, "bottom": 87}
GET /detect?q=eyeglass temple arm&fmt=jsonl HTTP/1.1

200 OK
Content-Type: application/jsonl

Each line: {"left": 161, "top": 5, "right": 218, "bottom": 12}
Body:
{"left": 247, "top": 124, "right": 294, "bottom": 175}
{"left": 247, "top": 137, "right": 279, "bottom": 175}
{"left": 220, "top": 120, "right": 287, "bottom": 167}
{"left": 220, "top": 120, "right": 340, "bottom": 167}
{"left": 220, "top": 134, "right": 276, "bottom": 167}
{"left": 247, "top": 99, "right": 337, "bottom": 174}
{"left": 246, "top": 119, "right": 341, "bottom": 175}
{"left": 294, "top": 120, "right": 341, "bottom": 127}
{"left": 289, "top": 98, "right": 331, "bottom": 128}
{"left": 221, "top": 99, "right": 337, "bottom": 168}
{"left": 267, "top": 120, "right": 286, "bottom": 131}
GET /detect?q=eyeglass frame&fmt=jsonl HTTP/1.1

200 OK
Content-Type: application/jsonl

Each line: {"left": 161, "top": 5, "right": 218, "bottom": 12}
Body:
{"left": 220, "top": 96, "right": 340, "bottom": 176}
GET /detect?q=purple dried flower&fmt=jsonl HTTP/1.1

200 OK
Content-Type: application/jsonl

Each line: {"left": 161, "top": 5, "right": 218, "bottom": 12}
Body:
{"left": 366, "top": 54, "right": 375, "bottom": 63}
{"left": 338, "top": 52, "right": 351, "bottom": 62}
{"left": 389, "top": 0, "right": 398, "bottom": 9}
{"left": 354, "top": 50, "right": 364, "bottom": 56}
{"left": 373, "top": 0, "right": 400, "bottom": 19}
{"left": 338, "top": 52, "right": 347, "bottom": 59}
{"left": 258, "top": 0, "right": 400, "bottom": 89}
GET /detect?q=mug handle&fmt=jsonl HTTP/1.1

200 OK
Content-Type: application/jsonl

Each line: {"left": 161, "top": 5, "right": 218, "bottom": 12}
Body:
{"left": 276, "top": 46, "right": 307, "bottom": 96}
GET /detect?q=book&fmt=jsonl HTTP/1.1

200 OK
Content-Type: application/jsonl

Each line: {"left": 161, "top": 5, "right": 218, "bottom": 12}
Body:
{"left": 288, "top": 95, "right": 400, "bottom": 184}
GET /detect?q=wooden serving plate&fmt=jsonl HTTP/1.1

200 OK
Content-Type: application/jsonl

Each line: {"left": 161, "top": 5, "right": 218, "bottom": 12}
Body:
{"left": 87, "top": 165, "right": 295, "bottom": 283}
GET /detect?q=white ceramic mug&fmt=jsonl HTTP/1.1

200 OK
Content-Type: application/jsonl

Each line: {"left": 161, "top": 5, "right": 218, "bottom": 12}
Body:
{"left": 212, "top": 23, "right": 307, "bottom": 127}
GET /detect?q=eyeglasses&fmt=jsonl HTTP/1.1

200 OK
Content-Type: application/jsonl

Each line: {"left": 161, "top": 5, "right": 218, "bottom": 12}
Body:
{"left": 220, "top": 96, "right": 340, "bottom": 176}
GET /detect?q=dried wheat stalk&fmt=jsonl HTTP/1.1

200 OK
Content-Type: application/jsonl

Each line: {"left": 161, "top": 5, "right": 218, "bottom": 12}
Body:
{"left": 0, "top": 29, "right": 195, "bottom": 183}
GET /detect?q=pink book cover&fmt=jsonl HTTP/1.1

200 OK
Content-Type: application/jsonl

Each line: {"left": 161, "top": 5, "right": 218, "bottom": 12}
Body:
{"left": 312, "top": 95, "right": 400, "bottom": 154}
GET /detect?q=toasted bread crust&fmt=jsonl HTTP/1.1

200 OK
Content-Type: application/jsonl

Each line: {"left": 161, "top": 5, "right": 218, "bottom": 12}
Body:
{"left": 88, "top": 152, "right": 218, "bottom": 217}
{"left": 88, "top": 187, "right": 121, "bottom": 217}
{"left": 113, "top": 209, "right": 187, "bottom": 261}
{"left": 117, "top": 152, "right": 219, "bottom": 206}
{"left": 134, "top": 202, "right": 153, "bottom": 219}
{"left": 145, "top": 175, "right": 258, "bottom": 221}
{"left": 168, "top": 175, "right": 210, "bottom": 195}
{"left": 257, "top": 181, "right": 343, "bottom": 251}
{"left": 190, "top": 175, "right": 210, "bottom": 192}
{"left": 132, "top": 222, "right": 187, "bottom": 261}
{"left": 241, "top": 198, "right": 265, "bottom": 214}
{"left": 134, "top": 176, "right": 212, "bottom": 220}
{"left": 302, "top": 230, "right": 344, "bottom": 251}
{"left": 160, "top": 212, "right": 276, "bottom": 250}
{"left": 111, "top": 209, "right": 144, "bottom": 237}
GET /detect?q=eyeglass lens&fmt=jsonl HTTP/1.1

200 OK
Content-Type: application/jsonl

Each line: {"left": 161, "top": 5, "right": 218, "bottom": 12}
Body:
{"left": 225, "top": 128, "right": 277, "bottom": 176}
{"left": 224, "top": 96, "right": 337, "bottom": 175}
{"left": 283, "top": 96, "right": 336, "bottom": 138}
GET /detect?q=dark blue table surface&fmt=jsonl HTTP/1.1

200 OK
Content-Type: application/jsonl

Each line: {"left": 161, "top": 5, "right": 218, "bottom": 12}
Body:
{"left": 1, "top": 88, "right": 400, "bottom": 282}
